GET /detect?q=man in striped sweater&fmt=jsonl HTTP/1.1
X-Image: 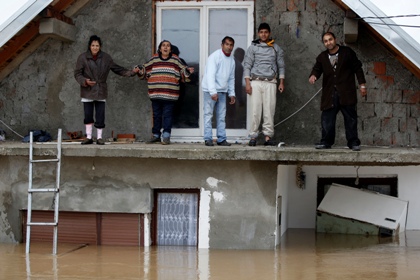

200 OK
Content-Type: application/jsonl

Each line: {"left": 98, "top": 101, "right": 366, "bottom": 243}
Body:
{"left": 138, "top": 40, "right": 193, "bottom": 144}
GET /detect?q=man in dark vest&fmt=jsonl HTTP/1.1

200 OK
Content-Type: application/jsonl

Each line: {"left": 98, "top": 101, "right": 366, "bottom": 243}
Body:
{"left": 309, "top": 31, "right": 367, "bottom": 151}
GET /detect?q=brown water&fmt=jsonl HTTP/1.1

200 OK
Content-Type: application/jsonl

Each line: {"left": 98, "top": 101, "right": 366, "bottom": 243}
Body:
{"left": 1, "top": 229, "right": 420, "bottom": 279}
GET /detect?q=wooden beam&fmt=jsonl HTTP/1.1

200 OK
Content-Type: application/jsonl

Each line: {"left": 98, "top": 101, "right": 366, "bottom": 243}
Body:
{"left": 52, "top": 0, "right": 78, "bottom": 12}
{"left": 0, "top": 36, "right": 49, "bottom": 81}
{"left": 0, "top": 21, "right": 40, "bottom": 66}
{"left": 63, "top": 0, "right": 93, "bottom": 17}
{"left": 41, "top": 6, "right": 74, "bottom": 24}
{"left": 330, "top": 0, "right": 349, "bottom": 11}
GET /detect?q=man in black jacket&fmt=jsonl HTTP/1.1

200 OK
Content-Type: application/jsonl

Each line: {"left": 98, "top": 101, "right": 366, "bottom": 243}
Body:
{"left": 309, "top": 31, "right": 367, "bottom": 151}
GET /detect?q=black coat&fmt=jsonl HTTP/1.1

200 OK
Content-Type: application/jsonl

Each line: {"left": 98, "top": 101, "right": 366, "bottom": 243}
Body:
{"left": 310, "top": 45, "right": 366, "bottom": 111}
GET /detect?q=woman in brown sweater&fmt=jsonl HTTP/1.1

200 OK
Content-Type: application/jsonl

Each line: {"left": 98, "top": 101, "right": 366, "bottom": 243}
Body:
{"left": 74, "top": 35, "right": 139, "bottom": 145}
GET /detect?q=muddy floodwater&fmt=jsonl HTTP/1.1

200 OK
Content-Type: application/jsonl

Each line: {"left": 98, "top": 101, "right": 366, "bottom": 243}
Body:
{"left": 1, "top": 229, "right": 420, "bottom": 279}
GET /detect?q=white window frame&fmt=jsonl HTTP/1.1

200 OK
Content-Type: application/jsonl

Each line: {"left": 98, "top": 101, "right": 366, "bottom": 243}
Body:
{"left": 156, "top": 1, "right": 254, "bottom": 142}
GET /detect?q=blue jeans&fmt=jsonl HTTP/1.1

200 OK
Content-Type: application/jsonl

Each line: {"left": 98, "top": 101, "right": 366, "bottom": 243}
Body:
{"left": 151, "top": 99, "right": 175, "bottom": 138}
{"left": 203, "top": 92, "right": 227, "bottom": 143}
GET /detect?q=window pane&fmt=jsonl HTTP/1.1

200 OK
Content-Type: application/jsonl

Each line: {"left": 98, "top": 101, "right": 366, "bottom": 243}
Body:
{"left": 209, "top": 9, "right": 248, "bottom": 129}
{"left": 162, "top": 9, "right": 200, "bottom": 128}
{"left": 157, "top": 193, "right": 198, "bottom": 246}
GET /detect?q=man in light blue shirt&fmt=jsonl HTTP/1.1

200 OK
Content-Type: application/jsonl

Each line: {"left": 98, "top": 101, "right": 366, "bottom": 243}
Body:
{"left": 202, "top": 36, "right": 236, "bottom": 146}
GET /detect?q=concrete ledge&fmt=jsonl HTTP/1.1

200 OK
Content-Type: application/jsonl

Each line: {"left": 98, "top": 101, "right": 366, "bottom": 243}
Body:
{"left": 0, "top": 142, "right": 419, "bottom": 166}
{"left": 39, "top": 18, "right": 76, "bottom": 42}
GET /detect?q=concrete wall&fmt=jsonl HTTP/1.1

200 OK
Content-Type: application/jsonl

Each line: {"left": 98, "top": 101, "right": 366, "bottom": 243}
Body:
{"left": 2, "top": 155, "right": 419, "bottom": 247}
{"left": 0, "top": 0, "right": 418, "bottom": 146}
{"left": 0, "top": 0, "right": 153, "bottom": 142}
{"left": 0, "top": 155, "right": 278, "bottom": 249}
{"left": 0, "top": 0, "right": 419, "bottom": 250}
{"left": 283, "top": 165, "right": 420, "bottom": 231}
{"left": 276, "top": 164, "right": 291, "bottom": 244}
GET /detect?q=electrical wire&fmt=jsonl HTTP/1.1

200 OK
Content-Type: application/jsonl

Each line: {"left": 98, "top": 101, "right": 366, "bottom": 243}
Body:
{"left": 357, "top": 14, "right": 420, "bottom": 20}
{"left": 0, "top": 119, "right": 24, "bottom": 138}
{"left": 362, "top": 22, "right": 420, "bottom": 28}
{"left": 1, "top": 88, "right": 323, "bottom": 141}
{"left": 353, "top": 14, "right": 420, "bottom": 28}
{"left": 274, "top": 87, "right": 322, "bottom": 127}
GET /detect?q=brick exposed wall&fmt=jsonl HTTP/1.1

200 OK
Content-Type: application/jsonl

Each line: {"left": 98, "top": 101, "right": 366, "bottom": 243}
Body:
{"left": 257, "top": 0, "right": 420, "bottom": 147}
{"left": 361, "top": 62, "right": 420, "bottom": 147}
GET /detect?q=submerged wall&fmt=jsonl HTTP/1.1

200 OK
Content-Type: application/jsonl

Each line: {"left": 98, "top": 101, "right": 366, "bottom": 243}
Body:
{"left": 283, "top": 165, "right": 420, "bottom": 231}
{"left": 0, "top": 155, "right": 278, "bottom": 249}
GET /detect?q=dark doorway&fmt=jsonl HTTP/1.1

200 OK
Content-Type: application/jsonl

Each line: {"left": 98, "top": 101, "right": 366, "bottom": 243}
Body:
{"left": 317, "top": 176, "right": 398, "bottom": 207}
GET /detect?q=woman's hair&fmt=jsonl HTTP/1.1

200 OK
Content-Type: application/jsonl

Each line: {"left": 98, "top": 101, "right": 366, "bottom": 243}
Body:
{"left": 157, "top": 40, "right": 171, "bottom": 55}
{"left": 88, "top": 35, "right": 102, "bottom": 51}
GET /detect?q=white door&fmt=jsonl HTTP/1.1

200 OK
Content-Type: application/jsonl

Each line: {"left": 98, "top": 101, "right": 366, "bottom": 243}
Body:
{"left": 156, "top": 1, "right": 254, "bottom": 141}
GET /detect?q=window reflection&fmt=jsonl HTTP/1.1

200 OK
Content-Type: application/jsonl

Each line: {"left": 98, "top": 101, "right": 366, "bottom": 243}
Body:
{"left": 160, "top": 7, "right": 250, "bottom": 131}
{"left": 209, "top": 9, "right": 248, "bottom": 129}
{"left": 162, "top": 9, "right": 200, "bottom": 128}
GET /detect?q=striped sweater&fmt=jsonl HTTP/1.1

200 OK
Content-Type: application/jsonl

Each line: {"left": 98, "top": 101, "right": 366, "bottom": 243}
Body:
{"left": 139, "top": 54, "right": 188, "bottom": 101}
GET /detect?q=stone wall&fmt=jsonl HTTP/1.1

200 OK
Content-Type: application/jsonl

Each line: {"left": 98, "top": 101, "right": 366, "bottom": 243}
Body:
{"left": 0, "top": 0, "right": 418, "bottom": 146}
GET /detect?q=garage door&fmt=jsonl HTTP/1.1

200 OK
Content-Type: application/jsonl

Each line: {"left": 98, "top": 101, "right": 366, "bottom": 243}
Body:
{"left": 22, "top": 211, "right": 144, "bottom": 246}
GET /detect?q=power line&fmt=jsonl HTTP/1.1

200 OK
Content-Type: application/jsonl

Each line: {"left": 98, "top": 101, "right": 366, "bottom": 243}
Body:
{"left": 362, "top": 22, "right": 420, "bottom": 28}
{"left": 357, "top": 14, "right": 420, "bottom": 20}
{"left": 353, "top": 14, "right": 420, "bottom": 28}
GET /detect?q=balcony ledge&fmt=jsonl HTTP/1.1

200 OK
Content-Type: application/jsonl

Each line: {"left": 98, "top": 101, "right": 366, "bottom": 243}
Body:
{"left": 1, "top": 141, "right": 419, "bottom": 166}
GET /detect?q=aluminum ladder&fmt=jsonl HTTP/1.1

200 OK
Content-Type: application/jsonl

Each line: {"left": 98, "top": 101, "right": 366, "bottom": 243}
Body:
{"left": 26, "top": 129, "right": 62, "bottom": 254}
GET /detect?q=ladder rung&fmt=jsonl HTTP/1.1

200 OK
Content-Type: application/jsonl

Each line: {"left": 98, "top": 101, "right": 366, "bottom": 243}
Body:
{"left": 28, "top": 222, "right": 58, "bottom": 226}
{"left": 28, "top": 188, "right": 59, "bottom": 193}
{"left": 27, "top": 128, "right": 62, "bottom": 255}
{"left": 31, "top": 159, "right": 59, "bottom": 163}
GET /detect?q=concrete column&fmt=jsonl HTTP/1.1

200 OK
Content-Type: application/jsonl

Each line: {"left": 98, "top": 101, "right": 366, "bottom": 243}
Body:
{"left": 344, "top": 17, "right": 359, "bottom": 43}
{"left": 39, "top": 18, "right": 76, "bottom": 42}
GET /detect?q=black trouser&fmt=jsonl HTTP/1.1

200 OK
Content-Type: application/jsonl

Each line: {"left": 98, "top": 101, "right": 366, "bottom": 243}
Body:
{"left": 320, "top": 91, "right": 360, "bottom": 148}
{"left": 83, "top": 101, "right": 105, "bottom": 128}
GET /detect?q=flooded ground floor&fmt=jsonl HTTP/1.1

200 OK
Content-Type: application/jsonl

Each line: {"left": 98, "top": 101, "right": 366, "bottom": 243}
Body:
{"left": 1, "top": 229, "right": 420, "bottom": 279}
